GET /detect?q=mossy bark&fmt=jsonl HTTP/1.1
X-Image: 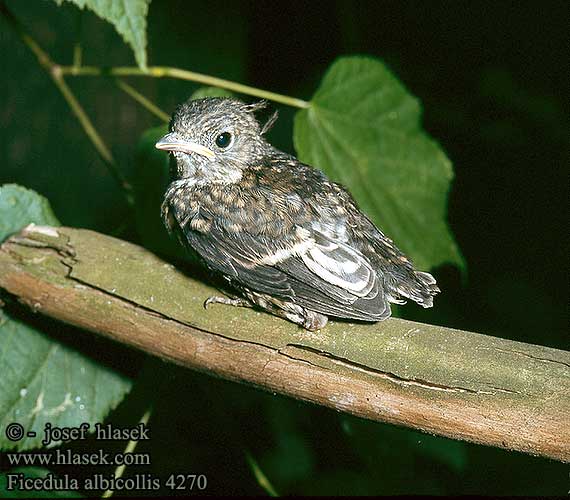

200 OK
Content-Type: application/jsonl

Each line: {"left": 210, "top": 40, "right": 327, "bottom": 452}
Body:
{"left": 0, "top": 225, "right": 568, "bottom": 462}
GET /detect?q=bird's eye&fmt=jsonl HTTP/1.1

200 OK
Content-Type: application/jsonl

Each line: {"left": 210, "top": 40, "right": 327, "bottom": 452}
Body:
{"left": 215, "top": 132, "right": 233, "bottom": 149}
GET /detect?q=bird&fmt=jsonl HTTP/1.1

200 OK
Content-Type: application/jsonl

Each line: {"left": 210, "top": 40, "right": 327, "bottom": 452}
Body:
{"left": 156, "top": 97, "right": 439, "bottom": 331}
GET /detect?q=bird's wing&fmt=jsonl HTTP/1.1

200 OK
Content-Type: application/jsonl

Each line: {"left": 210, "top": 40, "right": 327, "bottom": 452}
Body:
{"left": 278, "top": 224, "right": 391, "bottom": 319}
{"left": 182, "top": 220, "right": 390, "bottom": 321}
{"left": 180, "top": 224, "right": 293, "bottom": 296}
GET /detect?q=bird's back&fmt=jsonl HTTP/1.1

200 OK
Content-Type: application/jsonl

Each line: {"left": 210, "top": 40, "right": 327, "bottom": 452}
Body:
{"left": 163, "top": 156, "right": 438, "bottom": 322}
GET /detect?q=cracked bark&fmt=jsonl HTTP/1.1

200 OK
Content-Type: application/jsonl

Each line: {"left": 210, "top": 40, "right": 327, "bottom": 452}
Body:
{"left": 0, "top": 224, "right": 568, "bottom": 462}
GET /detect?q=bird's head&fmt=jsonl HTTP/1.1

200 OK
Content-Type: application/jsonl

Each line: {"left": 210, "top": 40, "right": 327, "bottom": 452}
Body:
{"left": 156, "top": 97, "right": 275, "bottom": 184}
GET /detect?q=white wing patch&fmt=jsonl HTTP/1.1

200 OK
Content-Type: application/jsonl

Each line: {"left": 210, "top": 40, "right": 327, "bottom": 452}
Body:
{"left": 258, "top": 226, "right": 315, "bottom": 266}
{"left": 258, "top": 239, "right": 314, "bottom": 265}
{"left": 301, "top": 232, "right": 377, "bottom": 297}
{"left": 256, "top": 224, "right": 377, "bottom": 299}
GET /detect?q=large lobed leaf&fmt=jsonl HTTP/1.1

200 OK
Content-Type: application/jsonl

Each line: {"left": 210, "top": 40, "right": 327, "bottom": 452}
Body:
{"left": 0, "top": 185, "right": 131, "bottom": 451}
{"left": 294, "top": 56, "right": 464, "bottom": 272}
{"left": 53, "top": 0, "right": 151, "bottom": 70}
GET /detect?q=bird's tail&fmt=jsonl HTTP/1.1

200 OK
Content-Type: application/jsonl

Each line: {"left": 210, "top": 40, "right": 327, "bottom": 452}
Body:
{"left": 388, "top": 270, "right": 440, "bottom": 308}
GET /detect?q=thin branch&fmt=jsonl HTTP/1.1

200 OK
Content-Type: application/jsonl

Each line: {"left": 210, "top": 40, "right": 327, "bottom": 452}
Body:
{"left": 114, "top": 79, "right": 170, "bottom": 122}
{"left": 72, "top": 8, "right": 83, "bottom": 69}
{"left": 245, "top": 452, "right": 280, "bottom": 497}
{"left": 0, "top": 2, "right": 134, "bottom": 205}
{"left": 50, "top": 70, "right": 114, "bottom": 169}
{"left": 101, "top": 406, "right": 153, "bottom": 499}
{"left": 60, "top": 65, "right": 311, "bottom": 109}
{"left": 73, "top": 42, "right": 82, "bottom": 69}
{"left": 1, "top": 225, "right": 568, "bottom": 463}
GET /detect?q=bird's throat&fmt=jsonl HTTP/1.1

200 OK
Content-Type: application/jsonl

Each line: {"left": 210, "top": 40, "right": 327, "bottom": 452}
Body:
{"left": 172, "top": 154, "right": 243, "bottom": 186}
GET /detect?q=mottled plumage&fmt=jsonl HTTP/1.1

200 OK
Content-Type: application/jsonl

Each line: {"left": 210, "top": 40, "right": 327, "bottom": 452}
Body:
{"left": 157, "top": 97, "right": 439, "bottom": 330}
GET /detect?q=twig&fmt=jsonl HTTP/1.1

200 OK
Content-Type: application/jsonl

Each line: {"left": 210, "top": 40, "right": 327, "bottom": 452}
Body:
{"left": 245, "top": 452, "right": 280, "bottom": 497}
{"left": 73, "top": 42, "right": 82, "bottom": 69}
{"left": 101, "top": 406, "right": 153, "bottom": 499}
{"left": 60, "top": 65, "right": 310, "bottom": 109}
{"left": 114, "top": 79, "right": 170, "bottom": 122}
{"left": 72, "top": 8, "right": 83, "bottom": 69}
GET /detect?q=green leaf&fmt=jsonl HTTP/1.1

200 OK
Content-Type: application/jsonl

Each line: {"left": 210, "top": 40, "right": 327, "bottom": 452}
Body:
{"left": 294, "top": 56, "right": 464, "bottom": 272}
{"left": 0, "top": 185, "right": 58, "bottom": 243}
{"left": 53, "top": 0, "right": 150, "bottom": 70}
{"left": 0, "top": 185, "right": 132, "bottom": 451}
{"left": 0, "top": 467, "right": 83, "bottom": 497}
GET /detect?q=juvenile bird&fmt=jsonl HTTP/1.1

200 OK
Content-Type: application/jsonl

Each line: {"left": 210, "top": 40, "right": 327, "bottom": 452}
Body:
{"left": 156, "top": 97, "right": 439, "bottom": 330}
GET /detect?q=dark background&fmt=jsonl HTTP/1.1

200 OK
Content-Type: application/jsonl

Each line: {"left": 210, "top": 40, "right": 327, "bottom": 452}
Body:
{"left": 1, "top": 0, "right": 568, "bottom": 495}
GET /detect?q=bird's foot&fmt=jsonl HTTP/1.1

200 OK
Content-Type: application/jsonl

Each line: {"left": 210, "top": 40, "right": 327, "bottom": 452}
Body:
{"left": 204, "top": 295, "right": 253, "bottom": 309}
{"left": 204, "top": 293, "right": 328, "bottom": 331}
{"left": 301, "top": 311, "right": 328, "bottom": 331}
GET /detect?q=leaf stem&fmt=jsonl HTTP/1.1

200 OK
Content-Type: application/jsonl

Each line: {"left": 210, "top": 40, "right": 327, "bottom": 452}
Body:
{"left": 114, "top": 79, "right": 170, "bottom": 122}
{"left": 61, "top": 65, "right": 311, "bottom": 109}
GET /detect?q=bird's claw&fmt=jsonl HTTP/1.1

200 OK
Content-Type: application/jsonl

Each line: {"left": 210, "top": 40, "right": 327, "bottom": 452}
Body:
{"left": 204, "top": 295, "right": 252, "bottom": 310}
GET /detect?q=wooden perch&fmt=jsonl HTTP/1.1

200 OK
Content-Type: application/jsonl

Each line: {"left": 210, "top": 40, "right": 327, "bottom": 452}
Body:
{"left": 0, "top": 225, "right": 568, "bottom": 462}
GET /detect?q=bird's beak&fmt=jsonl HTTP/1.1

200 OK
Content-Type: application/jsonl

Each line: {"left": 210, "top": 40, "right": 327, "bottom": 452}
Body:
{"left": 155, "top": 133, "right": 215, "bottom": 160}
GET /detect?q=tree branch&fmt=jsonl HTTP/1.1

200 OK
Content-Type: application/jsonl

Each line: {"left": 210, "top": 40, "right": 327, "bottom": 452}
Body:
{"left": 0, "top": 225, "right": 568, "bottom": 463}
